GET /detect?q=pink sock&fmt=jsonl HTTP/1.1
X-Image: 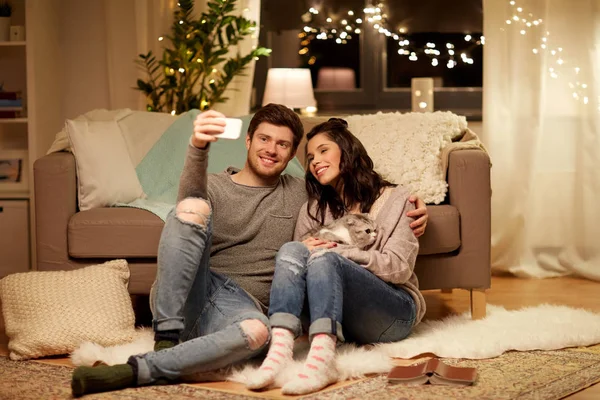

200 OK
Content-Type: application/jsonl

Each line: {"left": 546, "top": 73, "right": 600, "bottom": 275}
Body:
{"left": 281, "top": 333, "right": 338, "bottom": 395}
{"left": 246, "top": 328, "right": 294, "bottom": 390}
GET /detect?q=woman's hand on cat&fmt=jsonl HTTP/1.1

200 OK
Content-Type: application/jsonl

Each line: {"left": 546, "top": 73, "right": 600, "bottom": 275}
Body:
{"left": 407, "top": 196, "right": 428, "bottom": 238}
{"left": 302, "top": 237, "right": 338, "bottom": 251}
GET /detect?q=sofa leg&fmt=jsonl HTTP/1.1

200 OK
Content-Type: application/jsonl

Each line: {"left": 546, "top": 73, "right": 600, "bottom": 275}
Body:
{"left": 441, "top": 289, "right": 453, "bottom": 294}
{"left": 470, "top": 289, "right": 486, "bottom": 320}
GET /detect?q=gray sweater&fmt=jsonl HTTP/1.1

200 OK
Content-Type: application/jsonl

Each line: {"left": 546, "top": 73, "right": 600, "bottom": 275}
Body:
{"left": 177, "top": 144, "right": 307, "bottom": 308}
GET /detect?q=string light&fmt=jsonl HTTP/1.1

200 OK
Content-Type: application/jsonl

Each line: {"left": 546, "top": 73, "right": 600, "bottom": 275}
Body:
{"left": 507, "top": 1, "right": 592, "bottom": 107}
{"left": 299, "top": 3, "right": 483, "bottom": 69}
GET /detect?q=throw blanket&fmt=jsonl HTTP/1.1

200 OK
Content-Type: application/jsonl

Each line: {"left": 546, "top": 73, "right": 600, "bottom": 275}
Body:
{"left": 114, "top": 111, "right": 202, "bottom": 221}
{"left": 345, "top": 111, "right": 487, "bottom": 204}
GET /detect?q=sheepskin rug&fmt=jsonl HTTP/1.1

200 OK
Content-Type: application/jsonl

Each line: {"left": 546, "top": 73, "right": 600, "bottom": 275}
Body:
{"left": 71, "top": 304, "right": 600, "bottom": 387}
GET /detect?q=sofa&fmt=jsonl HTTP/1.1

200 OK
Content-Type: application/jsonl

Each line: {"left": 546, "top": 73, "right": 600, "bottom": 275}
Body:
{"left": 33, "top": 112, "right": 491, "bottom": 319}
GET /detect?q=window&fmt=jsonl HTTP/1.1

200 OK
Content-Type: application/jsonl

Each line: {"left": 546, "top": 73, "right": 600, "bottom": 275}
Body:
{"left": 256, "top": 0, "right": 483, "bottom": 117}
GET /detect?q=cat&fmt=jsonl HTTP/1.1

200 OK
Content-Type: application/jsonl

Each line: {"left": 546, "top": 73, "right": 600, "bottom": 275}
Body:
{"left": 302, "top": 214, "right": 377, "bottom": 250}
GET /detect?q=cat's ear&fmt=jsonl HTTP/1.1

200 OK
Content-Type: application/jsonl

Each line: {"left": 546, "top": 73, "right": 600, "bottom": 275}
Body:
{"left": 346, "top": 219, "right": 355, "bottom": 226}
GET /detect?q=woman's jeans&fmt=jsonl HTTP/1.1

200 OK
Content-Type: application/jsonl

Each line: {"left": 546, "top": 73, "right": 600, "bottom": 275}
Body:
{"left": 269, "top": 241, "right": 416, "bottom": 344}
{"left": 130, "top": 205, "right": 269, "bottom": 385}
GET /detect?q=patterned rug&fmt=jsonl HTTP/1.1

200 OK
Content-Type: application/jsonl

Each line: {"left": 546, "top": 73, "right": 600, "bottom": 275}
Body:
{"left": 1, "top": 346, "right": 600, "bottom": 400}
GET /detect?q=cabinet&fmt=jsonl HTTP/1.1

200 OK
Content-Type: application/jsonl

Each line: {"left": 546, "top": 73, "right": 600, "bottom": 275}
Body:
{"left": 0, "top": 200, "right": 29, "bottom": 277}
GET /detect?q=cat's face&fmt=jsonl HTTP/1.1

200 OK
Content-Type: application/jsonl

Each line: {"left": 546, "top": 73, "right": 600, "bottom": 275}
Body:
{"left": 346, "top": 214, "right": 377, "bottom": 249}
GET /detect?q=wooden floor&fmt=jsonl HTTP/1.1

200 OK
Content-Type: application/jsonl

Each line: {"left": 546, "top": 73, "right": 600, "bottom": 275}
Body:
{"left": 1, "top": 275, "right": 599, "bottom": 399}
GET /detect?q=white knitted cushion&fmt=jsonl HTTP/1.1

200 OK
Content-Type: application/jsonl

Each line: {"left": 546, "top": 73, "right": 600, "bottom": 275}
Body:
{"left": 0, "top": 260, "right": 136, "bottom": 360}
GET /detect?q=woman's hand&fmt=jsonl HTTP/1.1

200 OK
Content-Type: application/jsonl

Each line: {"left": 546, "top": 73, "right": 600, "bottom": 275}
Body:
{"left": 408, "top": 196, "right": 428, "bottom": 238}
{"left": 302, "top": 237, "right": 338, "bottom": 251}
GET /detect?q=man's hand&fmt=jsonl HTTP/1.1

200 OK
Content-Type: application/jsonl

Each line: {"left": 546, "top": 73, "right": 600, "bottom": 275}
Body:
{"left": 408, "top": 196, "right": 428, "bottom": 238}
{"left": 302, "top": 237, "right": 338, "bottom": 251}
{"left": 192, "top": 110, "right": 227, "bottom": 149}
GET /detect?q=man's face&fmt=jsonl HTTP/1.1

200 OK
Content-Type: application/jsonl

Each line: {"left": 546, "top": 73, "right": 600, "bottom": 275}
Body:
{"left": 245, "top": 122, "right": 297, "bottom": 182}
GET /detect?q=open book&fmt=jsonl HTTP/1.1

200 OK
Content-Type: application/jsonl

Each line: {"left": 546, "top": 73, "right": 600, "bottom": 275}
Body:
{"left": 387, "top": 358, "right": 477, "bottom": 386}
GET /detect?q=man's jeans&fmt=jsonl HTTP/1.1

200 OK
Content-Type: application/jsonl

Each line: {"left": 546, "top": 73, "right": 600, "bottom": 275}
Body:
{"left": 131, "top": 205, "right": 269, "bottom": 385}
{"left": 269, "top": 241, "right": 416, "bottom": 344}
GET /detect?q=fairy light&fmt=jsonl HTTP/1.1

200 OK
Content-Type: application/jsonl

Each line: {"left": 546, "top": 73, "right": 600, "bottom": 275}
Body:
{"left": 299, "top": 3, "right": 482, "bottom": 70}
{"left": 506, "top": 1, "right": 592, "bottom": 108}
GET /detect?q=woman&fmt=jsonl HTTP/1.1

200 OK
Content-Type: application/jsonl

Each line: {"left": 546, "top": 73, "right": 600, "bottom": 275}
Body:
{"left": 246, "top": 118, "right": 426, "bottom": 395}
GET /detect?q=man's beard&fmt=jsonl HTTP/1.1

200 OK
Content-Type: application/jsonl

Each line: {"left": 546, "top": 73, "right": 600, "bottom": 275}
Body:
{"left": 248, "top": 153, "right": 285, "bottom": 180}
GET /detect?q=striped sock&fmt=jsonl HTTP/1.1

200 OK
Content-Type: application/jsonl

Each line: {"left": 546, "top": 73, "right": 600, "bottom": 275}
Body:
{"left": 281, "top": 334, "right": 338, "bottom": 395}
{"left": 246, "top": 328, "right": 294, "bottom": 390}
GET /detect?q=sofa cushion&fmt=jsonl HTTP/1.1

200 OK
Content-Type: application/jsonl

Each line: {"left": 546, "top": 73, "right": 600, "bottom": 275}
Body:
{"left": 66, "top": 118, "right": 145, "bottom": 211}
{"left": 67, "top": 204, "right": 459, "bottom": 259}
{"left": 417, "top": 205, "right": 461, "bottom": 255}
{"left": 68, "top": 208, "right": 164, "bottom": 258}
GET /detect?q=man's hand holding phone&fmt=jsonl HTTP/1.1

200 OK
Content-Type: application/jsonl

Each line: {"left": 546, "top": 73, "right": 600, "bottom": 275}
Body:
{"left": 192, "top": 110, "right": 242, "bottom": 149}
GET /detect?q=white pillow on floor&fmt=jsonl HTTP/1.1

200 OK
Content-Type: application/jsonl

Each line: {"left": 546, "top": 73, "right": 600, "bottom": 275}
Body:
{"left": 0, "top": 260, "right": 136, "bottom": 360}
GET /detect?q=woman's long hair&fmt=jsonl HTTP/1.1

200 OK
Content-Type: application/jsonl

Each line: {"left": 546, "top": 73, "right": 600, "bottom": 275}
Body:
{"left": 305, "top": 118, "right": 395, "bottom": 224}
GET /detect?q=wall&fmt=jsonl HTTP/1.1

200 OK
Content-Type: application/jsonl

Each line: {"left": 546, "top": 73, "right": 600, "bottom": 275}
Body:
{"left": 27, "top": 0, "right": 65, "bottom": 161}
{"left": 60, "top": 0, "right": 111, "bottom": 120}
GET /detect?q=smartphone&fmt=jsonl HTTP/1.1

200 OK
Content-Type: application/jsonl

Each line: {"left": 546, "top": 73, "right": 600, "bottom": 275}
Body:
{"left": 214, "top": 118, "right": 242, "bottom": 140}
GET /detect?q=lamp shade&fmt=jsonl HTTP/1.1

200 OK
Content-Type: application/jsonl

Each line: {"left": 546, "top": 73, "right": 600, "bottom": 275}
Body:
{"left": 316, "top": 67, "right": 356, "bottom": 90}
{"left": 262, "top": 68, "right": 316, "bottom": 108}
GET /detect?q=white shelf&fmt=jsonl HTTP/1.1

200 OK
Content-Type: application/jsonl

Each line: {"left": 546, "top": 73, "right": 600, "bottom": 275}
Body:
{"left": 0, "top": 118, "right": 27, "bottom": 123}
{"left": 0, "top": 41, "right": 26, "bottom": 47}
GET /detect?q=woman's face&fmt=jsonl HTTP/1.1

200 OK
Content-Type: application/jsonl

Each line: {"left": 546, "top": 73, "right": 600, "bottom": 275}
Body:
{"left": 306, "top": 132, "right": 342, "bottom": 187}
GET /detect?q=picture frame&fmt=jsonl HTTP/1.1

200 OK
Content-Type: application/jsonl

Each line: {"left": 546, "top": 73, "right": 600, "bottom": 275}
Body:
{"left": 0, "top": 149, "right": 29, "bottom": 192}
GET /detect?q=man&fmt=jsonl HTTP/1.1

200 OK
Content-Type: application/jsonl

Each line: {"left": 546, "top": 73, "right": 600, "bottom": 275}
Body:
{"left": 71, "top": 104, "right": 428, "bottom": 397}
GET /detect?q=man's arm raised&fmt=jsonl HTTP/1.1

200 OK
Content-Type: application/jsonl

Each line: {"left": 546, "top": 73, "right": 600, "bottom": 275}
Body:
{"left": 177, "top": 110, "right": 227, "bottom": 202}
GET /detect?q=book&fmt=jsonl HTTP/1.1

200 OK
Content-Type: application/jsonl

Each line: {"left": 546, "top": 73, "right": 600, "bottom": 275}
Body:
{"left": 387, "top": 358, "right": 477, "bottom": 386}
{"left": 0, "top": 110, "right": 22, "bottom": 119}
{"left": 0, "top": 99, "right": 23, "bottom": 107}
{"left": 0, "top": 91, "right": 22, "bottom": 100}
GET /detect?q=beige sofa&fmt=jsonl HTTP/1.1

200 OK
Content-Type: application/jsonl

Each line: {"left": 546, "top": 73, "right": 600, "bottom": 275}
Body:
{"left": 33, "top": 115, "right": 491, "bottom": 318}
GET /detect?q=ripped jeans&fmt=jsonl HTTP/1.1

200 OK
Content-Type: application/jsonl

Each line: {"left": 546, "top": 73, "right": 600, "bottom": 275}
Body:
{"left": 269, "top": 241, "right": 416, "bottom": 344}
{"left": 130, "top": 200, "right": 269, "bottom": 385}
